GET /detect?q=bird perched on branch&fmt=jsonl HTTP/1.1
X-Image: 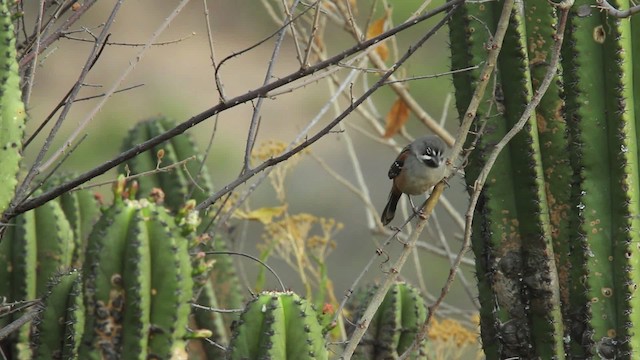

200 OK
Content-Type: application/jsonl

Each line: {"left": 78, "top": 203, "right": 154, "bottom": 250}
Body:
{"left": 381, "top": 135, "right": 447, "bottom": 225}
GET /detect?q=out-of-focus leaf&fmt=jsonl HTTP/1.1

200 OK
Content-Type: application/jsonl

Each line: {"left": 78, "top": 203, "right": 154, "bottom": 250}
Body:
{"left": 383, "top": 97, "right": 410, "bottom": 138}
{"left": 234, "top": 206, "right": 287, "bottom": 224}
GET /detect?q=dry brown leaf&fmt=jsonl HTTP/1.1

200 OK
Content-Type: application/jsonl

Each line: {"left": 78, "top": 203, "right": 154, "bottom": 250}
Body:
{"left": 366, "top": 12, "right": 390, "bottom": 61}
{"left": 383, "top": 97, "right": 410, "bottom": 138}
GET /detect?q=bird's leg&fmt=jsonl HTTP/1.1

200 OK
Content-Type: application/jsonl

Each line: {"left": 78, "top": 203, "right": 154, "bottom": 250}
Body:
{"left": 407, "top": 196, "right": 427, "bottom": 220}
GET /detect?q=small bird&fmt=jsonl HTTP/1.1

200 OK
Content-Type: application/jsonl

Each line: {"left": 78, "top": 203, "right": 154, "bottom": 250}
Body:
{"left": 381, "top": 135, "right": 447, "bottom": 225}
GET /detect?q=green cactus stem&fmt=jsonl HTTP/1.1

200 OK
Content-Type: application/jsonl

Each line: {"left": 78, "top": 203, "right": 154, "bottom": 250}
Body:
{"left": 44, "top": 173, "right": 101, "bottom": 266}
{"left": 562, "top": 0, "right": 640, "bottom": 356}
{"left": 119, "top": 116, "right": 214, "bottom": 211}
{"left": 350, "top": 282, "right": 427, "bottom": 359}
{"left": 0, "top": 195, "right": 75, "bottom": 359}
{"left": 79, "top": 178, "right": 193, "bottom": 359}
{"left": 0, "top": 0, "right": 26, "bottom": 216}
{"left": 450, "top": 0, "right": 566, "bottom": 357}
{"left": 227, "top": 291, "right": 328, "bottom": 360}
{"left": 32, "top": 270, "right": 84, "bottom": 360}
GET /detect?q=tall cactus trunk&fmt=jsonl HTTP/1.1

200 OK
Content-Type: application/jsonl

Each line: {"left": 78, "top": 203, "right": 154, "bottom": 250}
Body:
{"left": 0, "top": 0, "right": 26, "bottom": 217}
{"left": 449, "top": 0, "right": 640, "bottom": 358}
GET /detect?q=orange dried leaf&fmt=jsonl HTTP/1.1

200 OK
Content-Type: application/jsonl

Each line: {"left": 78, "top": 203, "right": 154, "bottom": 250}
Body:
{"left": 366, "top": 12, "right": 390, "bottom": 61}
{"left": 383, "top": 98, "right": 410, "bottom": 138}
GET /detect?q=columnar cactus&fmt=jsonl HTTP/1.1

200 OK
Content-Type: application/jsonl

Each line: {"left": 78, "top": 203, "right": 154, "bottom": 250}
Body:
{"left": 191, "top": 240, "right": 244, "bottom": 359}
{"left": 562, "top": 1, "right": 640, "bottom": 357}
{"left": 43, "top": 174, "right": 101, "bottom": 266}
{"left": 350, "top": 282, "right": 427, "bottom": 359}
{"left": 449, "top": 0, "right": 640, "bottom": 358}
{"left": 31, "top": 270, "right": 84, "bottom": 360}
{"left": 119, "top": 116, "right": 214, "bottom": 211}
{"left": 78, "top": 178, "right": 194, "bottom": 359}
{"left": 226, "top": 291, "right": 328, "bottom": 359}
{"left": 0, "top": 0, "right": 26, "bottom": 216}
{"left": 0, "top": 196, "right": 75, "bottom": 359}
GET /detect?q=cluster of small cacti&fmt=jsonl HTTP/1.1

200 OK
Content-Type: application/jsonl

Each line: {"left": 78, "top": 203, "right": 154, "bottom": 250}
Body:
{"left": 450, "top": 0, "right": 640, "bottom": 358}
{"left": 349, "top": 281, "right": 428, "bottom": 359}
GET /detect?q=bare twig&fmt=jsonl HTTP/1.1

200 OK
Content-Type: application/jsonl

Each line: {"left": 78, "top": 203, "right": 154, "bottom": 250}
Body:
{"left": 15, "top": 2, "right": 122, "bottom": 205}
{"left": 19, "top": 0, "right": 99, "bottom": 67}
{"left": 0, "top": 302, "right": 41, "bottom": 341}
{"left": 21, "top": 0, "right": 45, "bottom": 107}
{"left": 206, "top": 250, "right": 286, "bottom": 292}
{"left": 72, "top": 156, "right": 196, "bottom": 191}
{"left": 301, "top": 0, "right": 323, "bottom": 68}
{"left": 201, "top": 0, "right": 225, "bottom": 101}
{"left": 242, "top": 0, "right": 302, "bottom": 174}
{"left": 61, "top": 32, "right": 197, "bottom": 46}
{"left": 37, "top": 0, "right": 193, "bottom": 174}
{"left": 595, "top": 0, "right": 640, "bottom": 17}
{"left": 9, "top": 0, "right": 462, "bottom": 218}
{"left": 383, "top": 64, "right": 482, "bottom": 84}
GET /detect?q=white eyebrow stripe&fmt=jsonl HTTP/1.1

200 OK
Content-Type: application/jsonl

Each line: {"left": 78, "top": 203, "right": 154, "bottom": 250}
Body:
{"left": 420, "top": 154, "right": 433, "bottom": 160}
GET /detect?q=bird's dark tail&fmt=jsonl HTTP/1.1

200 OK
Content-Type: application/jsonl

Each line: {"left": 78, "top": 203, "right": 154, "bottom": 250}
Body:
{"left": 381, "top": 191, "right": 401, "bottom": 225}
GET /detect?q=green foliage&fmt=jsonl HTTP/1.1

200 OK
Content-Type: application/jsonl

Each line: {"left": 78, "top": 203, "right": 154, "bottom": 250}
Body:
{"left": 450, "top": 0, "right": 640, "bottom": 358}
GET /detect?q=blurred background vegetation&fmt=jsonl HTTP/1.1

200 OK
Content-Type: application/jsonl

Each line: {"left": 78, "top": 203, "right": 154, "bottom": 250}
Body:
{"left": 21, "top": 0, "right": 479, "bottom": 356}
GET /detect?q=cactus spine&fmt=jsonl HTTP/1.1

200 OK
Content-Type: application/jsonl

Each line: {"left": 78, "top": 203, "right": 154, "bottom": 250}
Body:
{"left": 0, "top": 0, "right": 26, "bottom": 216}
{"left": 227, "top": 291, "right": 328, "bottom": 360}
{"left": 450, "top": 0, "right": 640, "bottom": 357}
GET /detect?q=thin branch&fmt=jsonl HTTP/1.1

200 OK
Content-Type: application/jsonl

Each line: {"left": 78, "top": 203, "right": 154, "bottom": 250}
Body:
{"left": 301, "top": 0, "right": 323, "bottom": 68}
{"left": 206, "top": 251, "right": 286, "bottom": 292}
{"left": 213, "top": 4, "right": 314, "bottom": 99}
{"left": 383, "top": 64, "right": 483, "bottom": 84}
{"left": 19, "top": 0, "right": 99, "bottom": 67}
{"left": 190, "top": 303, "right": 244, "bottom": 313}
{"left": 201, "top": 0, "right": 226, "bottom": 101}
{"left": 21, "top": 0, "right": 45, "bottom": 107}
{"left": 595, "top": 0, "right": 640, "bottom": 17}
{"left": 37, "top": 0, "right": 193, "bottom": 174}
{"left": 0, "top": 303, "right": 41, "bottom": 341}
{"left": 72, "top": 156, "right": 196, "bottom": 191}
{"left": 9, "top": 0, "right": 463, "bottom": 218}
{"left": 15, "top": 3, "right": 121, "bottom": 204}
{"left": 60, "top": 32, "right": 196, "bottom": 46}
{"left": 242, "top": 0, "right": 303, "bottom": 174}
